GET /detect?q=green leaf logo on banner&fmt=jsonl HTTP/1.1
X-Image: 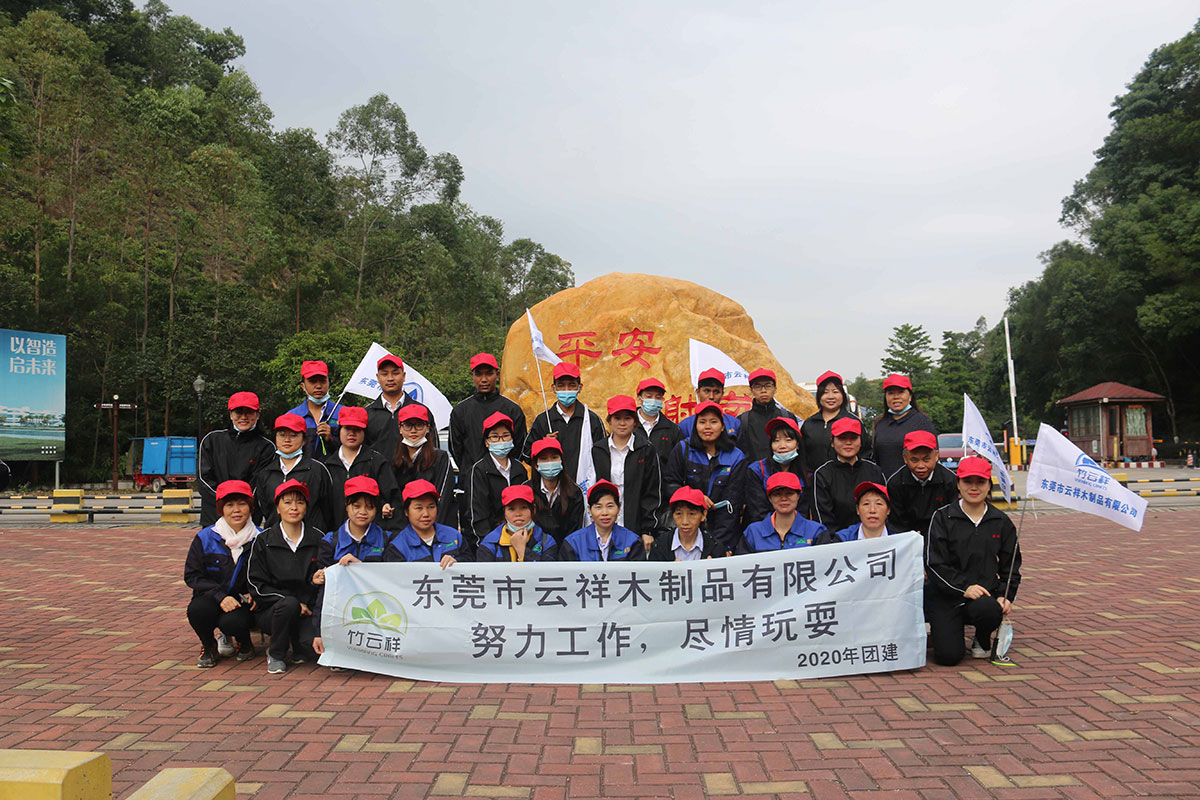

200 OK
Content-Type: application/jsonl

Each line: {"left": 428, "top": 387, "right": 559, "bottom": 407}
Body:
{"left": 342, "top": 592, "right": 408, "bottom": 635}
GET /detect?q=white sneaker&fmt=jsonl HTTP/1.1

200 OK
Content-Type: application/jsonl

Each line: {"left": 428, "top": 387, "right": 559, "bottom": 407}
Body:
{"left": 970, "top": 641, "right": 990, "bottom": 659}
{"left": 215, "top": 632, "right": 235, "bottom": 657}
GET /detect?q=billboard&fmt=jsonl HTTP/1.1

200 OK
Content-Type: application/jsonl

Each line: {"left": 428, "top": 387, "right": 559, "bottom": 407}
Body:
{"left": 0, "top": 329, "right": 66, "bottom": 461}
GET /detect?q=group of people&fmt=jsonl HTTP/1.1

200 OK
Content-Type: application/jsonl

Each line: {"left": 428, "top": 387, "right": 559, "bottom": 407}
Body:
{"left": 186, "top": 354, "right": 1022, "bottom": 676}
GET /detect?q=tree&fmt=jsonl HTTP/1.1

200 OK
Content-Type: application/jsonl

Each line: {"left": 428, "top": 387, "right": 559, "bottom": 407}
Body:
{"left": 880, "top": 323, "right": 933, "bottom": 384}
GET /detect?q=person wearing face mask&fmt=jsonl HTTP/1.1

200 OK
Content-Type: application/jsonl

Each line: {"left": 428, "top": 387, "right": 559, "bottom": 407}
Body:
{"left": 558, "top": 481, "right": 645, "bottom": 562}
{"left": 736, "top": 369, "right": 799, "bottom": 461}
{"left": 742, "top": 417, "right": 809, "bottom": 528}
{"left": 468, "top": 412, "right": 531, "bottom": 547}
{"left": 391, "top": 404, "right": 457, "bottom": 529}
{"left": 886, "top": 430, "right": 957, "bottom": 535}
{"left": 286, "top": 360, "right": 339, "bottom": 457}
{"left": 872, "top": 373, "right": 937, "bottom": 479}
{"left": 197, "top": 391, "right": 274, "bottom": 527}
{"left": 524, "top": 438, "right": 584, "bottom": 542}
{"left": 521, "top": 362, "right": 605, "bottom": 480}
{"left": 476, "top": 485, "right": 559, "bottom": 562}
{"left": 323, "top": 406, "right": 399, "bottom": 529}
{"left": 253, "top": 413, "right": 336, "bottom": 533}
{"left": 634, "top": 378, "right": 683, "bottom": 463}
{"left": 677, "top": 368, "right": 742, "bottom": 440}
{"left": 363, "top": 354, "right": 439, "bottom": 463}
{"left": 830, "top": 482, "right": 900, "bottom": 543}
{"left": 592, "top": 395, "right": 667, "bottom": 552}
{"left": 800, "top": 371, "right": 872, "bottom": 486}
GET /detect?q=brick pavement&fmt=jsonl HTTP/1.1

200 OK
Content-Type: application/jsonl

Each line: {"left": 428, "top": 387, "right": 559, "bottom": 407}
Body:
{"left": 1, "top": 508, "right": 1199, "bottom": 799}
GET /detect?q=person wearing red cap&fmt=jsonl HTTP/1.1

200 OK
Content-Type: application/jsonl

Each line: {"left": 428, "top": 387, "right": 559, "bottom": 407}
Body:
{"left": 742, "top": 417, "right": 809, "bottom": 530}
{"left": 648, "top": 487, "right": 724, "bottom": 561}
{"left": 247, "top": 479, "right": 323, "bottom": 674}
{"left": 363, "top": 353, "right": 440, "bottom": 463}
{"left": 800, "top": 371, "right": 872, "bottom": 486}
{"left": 664, "top": 400, "right": 749, "bottom": 554}
{"left": 812, "top": 417, "right": 886, "bottom": 531}
{"left": 737, "top": 472, "right": 828, "bottom": 553}
{"left": 524, "top": 437, "right": 584, "bottom": 541}
{"left": 872, "top": 373, "right": 937, "bottom": 479}
{"left": 677, "top": 368, "right": 742, "bottom": 440}
{"left": 592, "top": 395, "right": 666, "bottom": 550}
{"left": 450, "top": 354, "right": 527, "bottom": 513}
{"left": 253, "top": 413, "right": 336, "bottom": 534}
{"left": 558, "top": 481, "right": 645, "bottom": 562}
{"left": 635, "top": 377, "right": 683, "bottom": 462}
{"left": 886, "top": 430, "right": 957, "bottom": 535}
{"left": 386, "top": 480, "right": 464, "bottom": 566}
{"left": 197, "top": 391, "right": 274, "bottom": 527}
{"left": 391, "top": 404, "right": 457, "bottom": 530}
{"left": 476, "top": 485, "right": 559, "bottom": 562}
{"left": 323, "top": 406, "right": 399, "bottom": 529}
{"left": 736, "top": 368, "right": 799, "bottom": 461}
{"left": 468, "top": 412, "right": 531, "bottom": 547}
{"left": 184, "top": 480, "right": 260, "bottom": 667}
{"left": 925, "top": 457, "right": 1021, "bottom": 666}
{"left": 286, "top": 360, "right": 339, "bottom": 457}
{"left": 829, "top": 482, "right": 899, "bottom": 543}
{"left": 521, "top": 361, "right": 605, "bottom": 484}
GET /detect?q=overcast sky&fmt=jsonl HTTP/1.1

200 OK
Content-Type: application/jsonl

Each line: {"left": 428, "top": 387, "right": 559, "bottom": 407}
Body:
{"left": 171, "top": 1, "right": 1197, "bottom": 383}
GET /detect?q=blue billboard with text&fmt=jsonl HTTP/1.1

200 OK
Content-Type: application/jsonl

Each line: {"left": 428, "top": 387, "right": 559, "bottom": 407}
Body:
{"left": 0, "top": 329, "right": 66, "bottom": 461}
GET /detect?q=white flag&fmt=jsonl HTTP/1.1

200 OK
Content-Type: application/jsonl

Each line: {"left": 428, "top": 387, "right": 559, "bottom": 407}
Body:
{"left": 576, "top": 404, "right": 598, "bottom": 523}
{"left": 527, "top": 309, "right": 562, "bottom": 365}
{"left": 962, "top": 393, "right": 1013, "bottom": 503}
{"left": 341, "top": 342, "right": 454, "bottom": 430}
{"left": 1027, "top": 423, "right": 1147, "bottom": 531}
{"left": 688, "top": 339, "right": 750, "bottom": 388}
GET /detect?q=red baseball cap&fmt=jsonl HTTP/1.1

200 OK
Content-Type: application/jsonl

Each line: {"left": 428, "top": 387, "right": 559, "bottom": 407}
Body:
{"left": 337, "top": 406, "right": 368, "bottom": 429}
{"left": 301, "top": 360, "right": 328, "bottom": 379}
{"left": 882, "top": 373, "right": 913, "bottom": 391}
{"left": 396, "top": 404, "right": 429, "bottom": 424}
{"left": 227, "top": 391, "right": 260, "bottom": 412}
{"left": 697, "top": 367, "right": 725, "bottom": 386}
{"left": 216, "top": 480, "right": 253, "bottom": 506}
{"left": 815, "top": 370, "right": 843, "bottom": 387}
{"left": 903, "top": 430, "right": 938, "bottom": 451}
{"left": 376, "top": 354, "right": 404, "bottom": 371}
{"left": 587, "top": 479, "right": 620, "bottom": 505}
{"left": 830, "top": 417, "right": 862, "bottom": 438}
{"left": 501, "top": 485, "right": 536, "bottom": 506}
{"left": 343, "top": 475, "right": 380, "bottom": 498}
{"left": 552, "top": 362, "right": 581, "bottom": 381}
{"left": 470, "top": 353, "right": 499, "bottom": 371}
{"left": 748, "top": 368, "right": 776, "bottom": 385}
{"left": 691, "top": 400, "right": 724, "bottom": 420}
{"left": 854, "top": 481, "right": 889, "bottom": 502}
{"left": 530, "top": 438, "right": 562, "bottom": 459}
{"left": 766, "top": 472, "right": 803, "bottom": 494}
{"left": 274, "top": 413, "right": 307, "bottom": 434}
{"left": 669, "top": 486, "right": 706, "bottom": 508}
{"left": 402, "top": 479, "right": 440, "bottom": 502}
{"left": 957, "top": 456, "right": 992, "bottom": 480}
{"left": 606, "top": 395, "right": 637, "bottom": 417}
{"left": 765, "top": 417, "right": 801, "bottom": 439}
{"left": 482, "top": 411, "right": 513, "bottom": 435}
{"left": 274, "top": 479, "right": 309, "bottom": 502}
{"left": 636, "top": 378, "right": 666, "bottom": 395}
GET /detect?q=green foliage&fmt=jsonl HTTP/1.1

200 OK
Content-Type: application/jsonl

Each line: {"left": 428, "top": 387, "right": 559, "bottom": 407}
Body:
{"left": 880, "top": 323, "right": 933, "bottom": 384}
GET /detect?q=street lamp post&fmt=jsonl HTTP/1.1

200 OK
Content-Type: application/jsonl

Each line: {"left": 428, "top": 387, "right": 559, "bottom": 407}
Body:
{"left": 193, "top": 375, "right": 205, "bottom": 445}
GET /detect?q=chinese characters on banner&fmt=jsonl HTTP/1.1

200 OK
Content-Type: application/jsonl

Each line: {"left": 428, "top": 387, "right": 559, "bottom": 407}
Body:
{"left": 319, "top": 533, "right": 926, "bottom": 683}
{"left": 1, "top": 329, "right": 67, "bottom": 461}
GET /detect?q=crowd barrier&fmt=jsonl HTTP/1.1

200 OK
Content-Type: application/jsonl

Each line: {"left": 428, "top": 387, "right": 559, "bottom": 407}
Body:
{"left": 0, "top": 489, "right": 199, "bottom": 523}
{"left": 1113, "top": 473, "right": 1200, "bottom": 498}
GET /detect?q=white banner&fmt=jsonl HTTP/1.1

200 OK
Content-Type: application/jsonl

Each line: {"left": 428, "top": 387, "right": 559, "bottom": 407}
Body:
{"left": 1027, "top": 423, "right": 1147, "bottom": 531}
{"left": 342, "top": 342, "right": 454, "bottom": 429}
{"left": 318, "top": 533, "right": 926, "bottom": 683}
{"left": 689, "top": 339, "right": 750, "bottom": 388}
{"left": 962, "top": 393, "right": 1013, "bottom": 502}
{"left": 527, "top": 309, "right": 562, "bottom": 365}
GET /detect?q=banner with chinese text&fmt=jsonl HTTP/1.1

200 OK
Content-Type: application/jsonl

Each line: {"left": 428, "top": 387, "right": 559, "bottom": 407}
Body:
{"left": 319, "top": 533, "right": 926, "bottom": 683}
{"left": 0, "top": 329, "right": 66, "bottom": 461}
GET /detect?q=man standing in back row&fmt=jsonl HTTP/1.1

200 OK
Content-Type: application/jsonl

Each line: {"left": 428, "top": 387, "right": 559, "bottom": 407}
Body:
{"left": 364, "top": 353, "right": 439, "bottom": 462}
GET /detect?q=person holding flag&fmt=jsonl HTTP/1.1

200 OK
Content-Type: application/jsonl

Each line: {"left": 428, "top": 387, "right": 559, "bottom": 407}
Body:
{"left": 287, "top": 360, "right": 339, "bottom": 456}
{"left": 364, "top": 353, "right": 438, "bottom": 463}
{"left": 522, "top": 362, "right": 605, "bottom": 487}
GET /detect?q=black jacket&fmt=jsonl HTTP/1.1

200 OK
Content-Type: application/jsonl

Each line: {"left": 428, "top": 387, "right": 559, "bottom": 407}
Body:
{"left": 736, "top": 401, "right": 799, "bottom": 462}
{"left": 926, "top": 502, "right": 1022, "bottom": 602}
{"left": 391, "top": 448, "right": 458, "bottom": 529}
{"left": 183, "top": 524, "right": 256, "bottom": 603}
{"left": 364, "top": 394, "right": 439, "bottom": 464}
{"left": 525, "top": 474, "right": 585, "bottom": 542}
{"left": 648, "top": 531, "right": 725, "bottom": 561}
{"left": 521, "top": 405, "right": 606, "bottom": 478}
{"left": 811, "top": 457, "right": 886, "bottom": 532}
{"left": 638, "top": 412, "right": 684, "bottom": 464}
{"left": 886, "top": 463, "right": 958, "bottom": 535}
{"left": 323, "top": 446, "right": 401, "bottom": 529}
{"left": 252, "top": 455, "right": 336, "bottom": 534}
{"left": 663, "top": 441, "right": 748, "bottom": 553}
{"left": 592, "top": 432, "right": 667, "bottom": 538}
{"left": 197, "top": 427, "right": 274, "bottom": 526}
{"left": 800, "top": 409, "right": 872, "bottom": 485}
{"left": 468, "top": 456, "right": 530, "bottom": 541}
{"left": 450, "top": 391, "right": 527, "bottom": 474}
{"left": 872, "top": 409, "right": 937, "bottom": 479}
{"left": 246, "top": 522, "right": 322, "bottom": 608}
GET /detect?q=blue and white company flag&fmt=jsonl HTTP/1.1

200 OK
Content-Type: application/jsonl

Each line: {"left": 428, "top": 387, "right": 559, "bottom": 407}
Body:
{"left": 343, "top": 342, "right": 454, "bottom": 429}
{"left": 962, "top": 393, "right": 1013, "bottom": 502}
{"left": 1027, "top": 423, "right": 1147, "bottom": 531}
{"left": 527, "top": 309, "right": 562, "bottom": 365}
{"left": 688, "top": 339, "right": 750, "bottom": 388}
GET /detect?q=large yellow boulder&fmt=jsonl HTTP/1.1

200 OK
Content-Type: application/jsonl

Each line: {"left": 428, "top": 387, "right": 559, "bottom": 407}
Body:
{"left": 500, "top": 273, "right": 817, "bottom": 425}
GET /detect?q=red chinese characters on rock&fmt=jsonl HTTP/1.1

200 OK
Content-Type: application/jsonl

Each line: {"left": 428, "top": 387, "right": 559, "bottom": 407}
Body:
{"left": 610, "top": 328, "right": 662, "bottom": 368}
{"left": 556, "top": 332, "right": 603, "bottom": 366}
{"left": 664, "top": 392, "right": 753, "bottom": 423}
{"left": 720, "top": 390, "right": 753, "bottom": 416}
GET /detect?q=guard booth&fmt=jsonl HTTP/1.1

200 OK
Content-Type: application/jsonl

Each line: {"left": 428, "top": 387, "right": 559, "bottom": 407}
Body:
{"left": 1056, "top": 382, "right": 1164, "bottom": 464}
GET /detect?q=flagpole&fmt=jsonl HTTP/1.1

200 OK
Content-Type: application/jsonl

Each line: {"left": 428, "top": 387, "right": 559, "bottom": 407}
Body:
{"left": 532, "top": 357, "right": 551, "bottom": 421}
{"left": 991, "top": 495, "right": 1027, "bottom": 659}
{"left": 1004, "top": 316, "right": 1020, "bottom": 462}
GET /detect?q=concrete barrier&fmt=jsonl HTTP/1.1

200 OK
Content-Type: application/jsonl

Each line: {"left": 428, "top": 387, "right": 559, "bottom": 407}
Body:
{"left": 49, "top": 490, "right": 87, "bottom": 523}
{"left": 161, "top": 489, "right": 195, "bottom": 523}
{"left": 126, "top": 768, "right": 235, "bottom": 800}
{"left": 0, "top": 749, "right": 111, "bottom": 799}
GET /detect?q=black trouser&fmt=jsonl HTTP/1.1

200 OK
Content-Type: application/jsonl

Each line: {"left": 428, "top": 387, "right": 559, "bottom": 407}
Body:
{"left": 254, "top": 597, "right": 314, "bottom": 660}
{"left": 186, "top": 595, "right": 252, "bottom": 651}
{"left": 927, "top": 593, "right": 1003, "bottom": 666}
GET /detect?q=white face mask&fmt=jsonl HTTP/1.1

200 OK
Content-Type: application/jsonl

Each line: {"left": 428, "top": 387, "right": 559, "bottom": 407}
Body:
{"left": 402, "top": 436, "right": 427, "bottom": 449}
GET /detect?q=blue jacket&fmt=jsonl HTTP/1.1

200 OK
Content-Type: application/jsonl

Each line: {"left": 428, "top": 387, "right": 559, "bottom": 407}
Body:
{"left": 184, "top": 524, "right": 259, "bottom": 602}
{"left": 743, "top": 457, "right": 808, "bottom": 526}
{"left": 663, "top": 441, "right": 747, "bottom": 551}
{"left": 288, "top": 398, "right": 340, "bottom": 456}
{"left": 679, "top": 412, "right": 741, "bottom": 440}
{"left": 559, "top": 524, "right": 645, "bottom": 562}
{"left": 319, "top": 522, "right": 391, "bottom": 567}
{"left": 386, "top": 523, "right": 465, "bottom": 563}
{"left": 476, "top": 524, "right": 558, "bottom": 562}
{"left": 832, "top": 523, "right": 900, "bottom": 543}
{"left": 737, "top": 514, "right": 827, "bottom": 554}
